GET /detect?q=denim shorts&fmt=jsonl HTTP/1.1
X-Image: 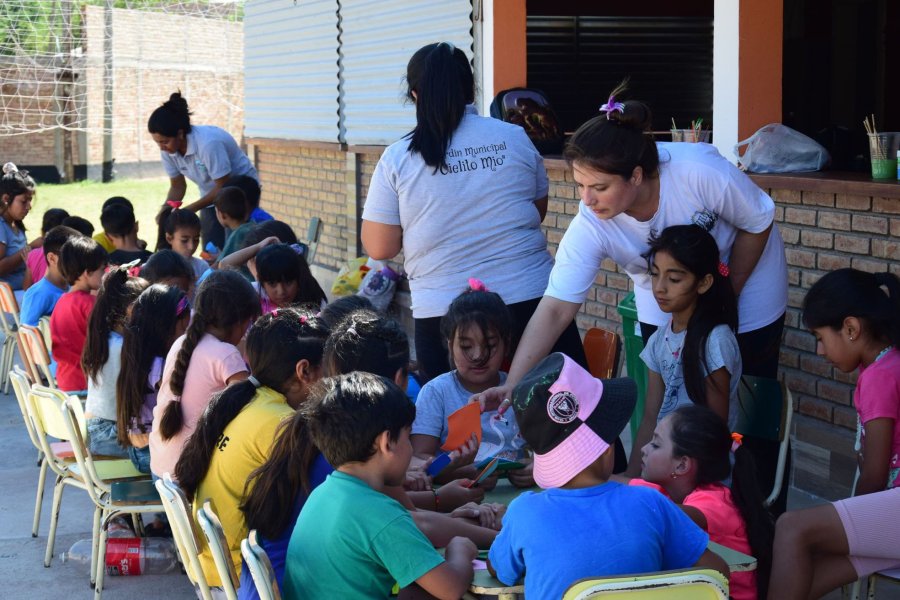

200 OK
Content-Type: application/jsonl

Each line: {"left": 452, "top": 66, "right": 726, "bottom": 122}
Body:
{"left": 86, "top": 417, "right": 129, "bottom": 458}
{"left": 127, "top": 445, "right": 151, "bottom": 474}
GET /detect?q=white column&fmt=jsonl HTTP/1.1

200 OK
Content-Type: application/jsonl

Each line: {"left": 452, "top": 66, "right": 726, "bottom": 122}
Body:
{"left": 478, "top": 0, "right": 495, "bottom": 116}
{"left": 713, "top": 0, "right": 740, "bottom": 163}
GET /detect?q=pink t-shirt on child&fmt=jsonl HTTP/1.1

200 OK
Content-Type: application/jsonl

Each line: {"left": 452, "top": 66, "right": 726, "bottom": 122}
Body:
{"left": 629, "top": 479, "right": 755, "bottom": 600}
{"left": 26, "top": 247, "right": 47, "bottom": 283}
{"left": 855, "top": 348, "right": 900, "bottom": 489}
{"left": 148, "top": 333, "right": 247, "bottom": 478}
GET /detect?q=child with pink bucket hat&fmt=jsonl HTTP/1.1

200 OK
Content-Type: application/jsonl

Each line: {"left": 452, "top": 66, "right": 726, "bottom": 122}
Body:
{"left": 487, "top": 353, "right": 729, "bottom": 599}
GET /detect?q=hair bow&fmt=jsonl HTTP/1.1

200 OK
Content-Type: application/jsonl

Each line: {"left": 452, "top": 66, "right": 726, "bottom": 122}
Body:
{"left": 2, "top": 162, "right": 18, "bottom": 175}
{"left": 730, "top": 432, "right": 743, "bottom": 453}
{"left": 599, "top": 95, "right": 625, "bottom": 120}
{"left": 299, "top": 315, "right": 308, "bottom": 325}
{"left": 175, "top": 295, "right": 191, "bottom": 317}
{"left": 165, "top": 200, "right": 183, "bottom": 209}
{"left": 718, "top": 261, "right": 730, "bottom": 277}
{"left": 468, "top": 277, "right": 489, "bottom": 292}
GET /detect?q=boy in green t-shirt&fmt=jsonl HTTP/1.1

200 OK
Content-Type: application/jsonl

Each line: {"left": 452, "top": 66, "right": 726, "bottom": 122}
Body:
{"left": 283, "top": 372, "right": 476, "bottom": 599}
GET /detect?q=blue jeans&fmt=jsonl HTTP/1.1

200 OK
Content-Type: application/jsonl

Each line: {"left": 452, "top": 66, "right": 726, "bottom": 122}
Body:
{"left": 86, "top": 417, "right": 128, "bottom": 458}
{"left": 128, "top": 445, "right": 151, "bottom": 474}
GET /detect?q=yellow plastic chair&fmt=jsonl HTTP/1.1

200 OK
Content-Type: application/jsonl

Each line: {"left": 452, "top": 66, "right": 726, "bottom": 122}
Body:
{"left": 38, "top": 314, "right": 52, "bottom": 353}
{"left": 20, "top": 323, "right": 57, "bottom": 389}
{"left": 563, "top": 568, "right": 729, "bottom": 599}
{"left": 0, "top": 280, "right": 22, "bottom": 392}
{"left": 9, "top": 367, "right": 74, "bottom": 538}
{"left": 196, "top": 499, "right": 239, "bottom": 600}
{"left": 24, "top": 384, "right": 140, "bottom": 570}
{"left": 155, "top": 475, "right": 214, "bottom": 600}
{"left": 241, "top": 530, "right": 282, "bottom": 600}
{"left": 734, "top": 375, "right": 794, "bottom": 508}
{"left": 56, "top": 395, "right": 159, "bottom": 599}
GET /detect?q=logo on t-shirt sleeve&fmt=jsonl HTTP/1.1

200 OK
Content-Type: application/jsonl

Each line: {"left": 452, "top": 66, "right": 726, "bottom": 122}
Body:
{"left": 691, "top": 209, "right": 719, "bottom": 232}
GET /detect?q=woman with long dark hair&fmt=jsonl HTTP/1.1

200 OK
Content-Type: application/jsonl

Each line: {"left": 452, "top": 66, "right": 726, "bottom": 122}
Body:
{"left": 361, "top": 42, "right": 586, "bottom": 383}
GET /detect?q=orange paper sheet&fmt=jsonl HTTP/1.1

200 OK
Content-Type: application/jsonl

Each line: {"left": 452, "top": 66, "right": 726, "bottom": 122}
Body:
{"left": 441, "top": 403, "right": 482, "bottom": 451}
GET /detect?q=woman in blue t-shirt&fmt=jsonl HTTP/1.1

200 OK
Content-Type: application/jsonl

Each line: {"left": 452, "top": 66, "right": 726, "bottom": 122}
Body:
{"left": 0, "top": 163, "right": 40, "bottom": 293}
{"left": 238, "top": 411, "right": 333, "bottom": 600}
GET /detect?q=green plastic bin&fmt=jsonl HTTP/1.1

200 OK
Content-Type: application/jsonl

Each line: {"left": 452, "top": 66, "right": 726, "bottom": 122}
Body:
{"left": 617, "top": 292, "right": 648, "bottom": 439}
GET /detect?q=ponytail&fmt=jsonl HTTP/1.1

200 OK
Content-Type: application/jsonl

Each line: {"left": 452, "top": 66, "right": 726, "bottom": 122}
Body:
{"left": 147, "top": 91, "right": 192, "bottom": 137}
{"left": 669, "top": 406, "right": 774, "bottom": 600}
{"left": 176, "top": 379, "right": 258, "bottom": 497}
{"left": 159, "top": 311, "right": 205, "bottom": 441}
{"left": 155, "top": 205, "right": 173, "bottom": 251}
{"left": 405, "top": 42, "right": 475, "bottom": 170}
{"left": 82, "top": 267, "right": 148, "bottom": 381}
{"left": 240, "top": 412, "right": 319, "bottom": 539}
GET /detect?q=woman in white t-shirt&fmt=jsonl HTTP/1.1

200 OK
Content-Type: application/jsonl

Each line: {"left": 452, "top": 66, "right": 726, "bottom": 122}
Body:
{"left": 361, "top": 42, "right": 586, "bottom": 382}
{"left": 477, "top": 84, "right": 789, "bottom": 503}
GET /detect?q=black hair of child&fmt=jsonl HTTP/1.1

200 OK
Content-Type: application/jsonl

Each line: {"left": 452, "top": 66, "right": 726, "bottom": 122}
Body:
{"left": 404, "top": 42, "right": 475, "bottom": 170}
{"left": 140, "top": 249, "right": 194, "bottom": 286}
{"left": 224, "top": 174, "right": 261, "bottom": 209}
{"left": 256, "top": 243, "right": 327, "bottom": 306}
{"left": 156, "top": 207, "right": 201, "bottom": 251}
{"left": 100, "top": 203, "right": 136, "bottom": 237}
{"left": 0, "top": 163, "right": 35, "bottom": 231}
{"left": 42, "top": 226, "right": 80, "bottom": 265}
{"left": 147, "top": 91, "right": 192, "bottom": 137}
{"left": 159, "top": 269, "right": 261, "bottom": 441}
{"left": 440, "top": 284, "right": 514, "bottom": 368}
{"left": 61, "top": 215, "right": 94, "bottom": 237}
{"left": 116, "top": 284, "right": 189, "bottom": 447}
{"left": 177, "top": 307, "right": 330, "bottom": 498}
{"left": 102, "top": 196, "right": 134, "bottom": 213}
{"left": 214, "top": 186, "right": 249, "bottom": 222}
{"left": 303, "top": 371, "right": 415, "bottom": 468}
{"left": 82, "top": 266, "right": 149, "bottom": 381}
{"left": 40, "top": 208, "right": 70, "bottom": 235}
{"left": 563, "top": 80, "right": 661, "bottom": 180}
{"left": 242, "top": 220, "right": 299, "bottom": 248}
{"left": 669, "top": 404, "right": 774, "bottom": 599}
{"left": 324, "top": 309, "right": 409, "bottom": 380}
{"left": 58, "top": 235, "right": 108, "bottom": 285}
{"left": 644, "top": 224, "right": 738, "bottom": 407}
{"left": 319, "top": 295, "right": 374, "bottom": 328}
{"left": 803, "top": 268, "right": 900, "bottom": 350}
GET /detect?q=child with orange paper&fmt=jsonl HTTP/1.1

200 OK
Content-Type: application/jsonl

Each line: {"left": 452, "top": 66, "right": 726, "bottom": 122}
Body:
{"left": 412, "top": 281, "right": 534, "bottom": 487}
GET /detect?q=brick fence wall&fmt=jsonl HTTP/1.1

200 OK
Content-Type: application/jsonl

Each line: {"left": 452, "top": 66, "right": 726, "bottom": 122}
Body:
{"left": 252, "top": 139, "right": 900, "bottom": 500}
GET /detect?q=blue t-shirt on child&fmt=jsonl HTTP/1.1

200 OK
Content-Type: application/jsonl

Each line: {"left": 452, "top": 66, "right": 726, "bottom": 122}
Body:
{"left": 412, "top": 371, "right": 526, "bottom": 463}
{"left": 237, "top": 453, "right": 333, "bottom": 600}
{"left": 20, "top": 277, "right": 66, "bottom": 326}
{"left": 488, "top": 481, "right": 709, "bottom": 600}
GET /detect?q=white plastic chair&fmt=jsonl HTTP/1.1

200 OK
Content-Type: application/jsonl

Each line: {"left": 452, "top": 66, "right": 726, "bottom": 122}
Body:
{"left": 155, "top": 475, "right": 214, "bottom": 600}
{"left": 563, "top": 568, "right": 729, "bottom": 599}
{"left": 241, "top": 530, "right": 282, "bottom": 600}
{"left": 196, "top": 499, "right": 239, "bottom": 600}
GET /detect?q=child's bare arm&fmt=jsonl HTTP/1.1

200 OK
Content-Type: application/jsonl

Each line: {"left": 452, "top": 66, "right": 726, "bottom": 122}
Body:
{"left": 704, "top": 367, "right": 731, "bottom": 423}
{"left": 218, "top": 236, "right": 279, "bottom": 269}
{"left": 625, "top": 370, "right": 664, "bottom": 476}
{"left": 414, "top": 536, "right": 476, "bottom": 600}
{"left": 411, "top": 509, "right": 498, "bottom": 548}
{"left": 693, "top": 548, "right": 730, "bottom": 578}
{"left": 855, "top": 417, "right": 893, "bottom": 495}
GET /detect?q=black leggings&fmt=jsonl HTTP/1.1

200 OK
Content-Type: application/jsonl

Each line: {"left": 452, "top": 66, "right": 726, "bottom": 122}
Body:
{"left": 414, "top": 296, "right": 588, "bottom": 383}
{"left": 640, "top": 314, "right": 790, "bottom": 514}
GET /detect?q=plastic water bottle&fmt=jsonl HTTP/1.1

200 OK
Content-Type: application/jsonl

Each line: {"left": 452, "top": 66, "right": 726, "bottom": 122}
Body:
{"left": 61, "top": 537, "right": 179, "bottom": 575}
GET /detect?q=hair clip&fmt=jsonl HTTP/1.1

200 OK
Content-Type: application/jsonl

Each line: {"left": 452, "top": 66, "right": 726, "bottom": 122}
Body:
{"left": 718, "top": 261, "right": 730, "bottom": 277}
{"left": 599, "top": 95, "right": 625, "bottom": 120}
{"left": 730, "top": 432, "right": 743, "bottom": 453}
{"left": 346, "top": 325, "right": 357, "bottom": 336}
{"left": 165, "top": 200, "right": 183, "bottom": 209}
{"left": 247, "top": 375, "right": 261, "bottom": 389}
{"left": 175, "top": 295, "right": 190, "bottom": 317}
{"left": 299, "top": 315, "right": 308, "bottom": 325}
{"left": 272, "top": 308, "right": 279, "bottom": 317}
{"left": 468, "top": 277, "right": 488, "bottom": 292}
{"left": 289, "top": 243, "right": 305, "bottom": 256}
{"left": 2, "top": 162, "right": 18, "bottom": 175}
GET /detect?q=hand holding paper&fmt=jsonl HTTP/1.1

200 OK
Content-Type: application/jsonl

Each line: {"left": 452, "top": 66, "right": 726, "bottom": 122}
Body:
{"left": 441, "top": 403, "right": 482, "bottom": 451}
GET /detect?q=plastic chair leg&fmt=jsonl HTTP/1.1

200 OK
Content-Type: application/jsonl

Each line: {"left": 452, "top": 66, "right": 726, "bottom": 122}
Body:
{"left": 32, "top": 458, "right": 48, "bottom": 537}
{"left": 1, "top": 338, "right": 12, "bottom": 394}
{"left": 89, "top": 506, "right": 102, "bottom": 586}
{"left": 867, "top": 574, "right": 876, "bottom": 600}
{"left": 44, "top": 475, "right": 66, "bottom": 567}
{"left": 93, "top": 510, "right": 110, "bottom": 599}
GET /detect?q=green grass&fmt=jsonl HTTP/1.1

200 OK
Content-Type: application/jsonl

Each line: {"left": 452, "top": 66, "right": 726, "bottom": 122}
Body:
{"left": 23, "top": 177, "right": 174, "bottom": 241}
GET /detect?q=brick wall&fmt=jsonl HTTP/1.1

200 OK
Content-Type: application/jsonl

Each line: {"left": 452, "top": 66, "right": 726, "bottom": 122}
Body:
{"left": 250, "top": 139, "right": 900, "bottom": 500}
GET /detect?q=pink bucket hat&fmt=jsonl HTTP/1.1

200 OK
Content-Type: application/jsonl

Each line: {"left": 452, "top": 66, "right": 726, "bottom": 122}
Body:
{"left": 511, "top": 353, "right": 636, "bottom": 489}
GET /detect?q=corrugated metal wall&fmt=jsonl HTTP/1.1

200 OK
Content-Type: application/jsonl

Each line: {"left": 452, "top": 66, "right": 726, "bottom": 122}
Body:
{"left": 527, "top": 16, "right": 713, "bottom": 134}
{"left": 244, "top": 0, "right": 340, "bottom": 141}
{"left": 339, "top": 0, "right": 473, "bottom": 146}
{"left": 244, "top": 0, "right": 473, "bottom": 145}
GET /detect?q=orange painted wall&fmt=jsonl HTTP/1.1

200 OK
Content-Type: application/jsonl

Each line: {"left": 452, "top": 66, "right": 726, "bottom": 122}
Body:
{"left": 738, "top": 0, "right": 783, "bottom": 139}
{"left": 493, "top": 0, "right": 528, "bottom": 92}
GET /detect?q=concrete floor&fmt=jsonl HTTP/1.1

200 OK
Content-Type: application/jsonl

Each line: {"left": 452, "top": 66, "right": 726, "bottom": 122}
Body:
{"left": 2, "top": 370, "right": 898, "bottom": 599}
